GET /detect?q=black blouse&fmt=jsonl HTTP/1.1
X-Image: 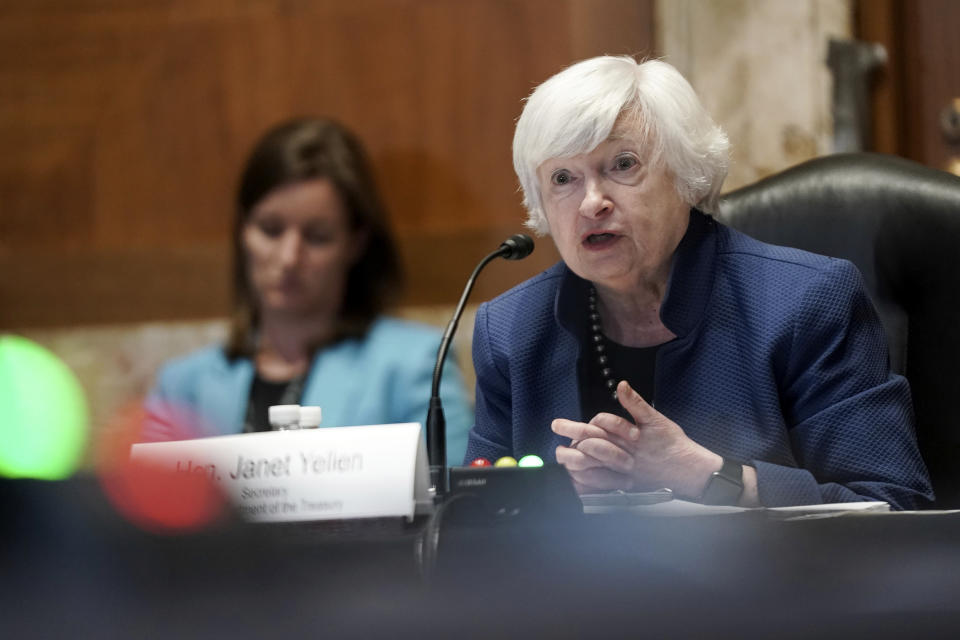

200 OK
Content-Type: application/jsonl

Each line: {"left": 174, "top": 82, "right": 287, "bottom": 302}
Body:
{"left": 579, "top": 340, "right": 661, "bottom": 423}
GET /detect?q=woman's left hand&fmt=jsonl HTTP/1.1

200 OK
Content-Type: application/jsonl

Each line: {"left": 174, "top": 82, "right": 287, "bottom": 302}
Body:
{"left": 552, "top": 380, "right": 723, "bottom": 498}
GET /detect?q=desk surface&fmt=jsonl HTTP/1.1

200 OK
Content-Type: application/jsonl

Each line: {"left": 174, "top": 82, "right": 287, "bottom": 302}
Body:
{"left": 4, "top": 477, "right": 960, "bottom": 638}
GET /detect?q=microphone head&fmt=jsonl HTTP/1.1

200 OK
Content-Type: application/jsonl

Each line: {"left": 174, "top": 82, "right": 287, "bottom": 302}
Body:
{"left": 499, "top": 234, "right": 535, "bottom": 260}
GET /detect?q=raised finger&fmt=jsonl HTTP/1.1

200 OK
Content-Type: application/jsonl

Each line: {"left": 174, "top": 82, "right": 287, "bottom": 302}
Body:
{"left": 616, "top": 380, "right": 657, "bottom": 425}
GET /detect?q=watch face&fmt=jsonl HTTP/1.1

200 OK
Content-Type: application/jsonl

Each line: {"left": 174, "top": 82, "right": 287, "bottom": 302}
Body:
{"left": 701, "top": 468, "right": 744, "bottom": 506}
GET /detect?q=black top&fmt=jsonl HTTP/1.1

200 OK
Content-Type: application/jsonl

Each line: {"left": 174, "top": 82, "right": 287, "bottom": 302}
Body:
{"left": 579, "top": 340, "right": 660, "bottom": 423}
{"left": 244, "top": 375, "right": 304, "bottom": 432}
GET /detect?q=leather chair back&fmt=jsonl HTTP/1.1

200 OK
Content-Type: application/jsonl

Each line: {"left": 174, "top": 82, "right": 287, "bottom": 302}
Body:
{"left": 717, "top": 152, "right": 960, "bottom": 507}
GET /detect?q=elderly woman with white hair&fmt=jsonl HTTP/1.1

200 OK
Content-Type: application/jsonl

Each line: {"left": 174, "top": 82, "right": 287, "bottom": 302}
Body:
{"left": 465, "top": 56, "right": 933, "bottom": 510}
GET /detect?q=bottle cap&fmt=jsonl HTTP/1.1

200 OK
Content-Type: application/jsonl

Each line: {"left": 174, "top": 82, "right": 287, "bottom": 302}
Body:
{"left": 268, "top": 404, "right": 300, "bottom": 428}
{"left": 298, "top": 406, "right": 322, "bottom": 428}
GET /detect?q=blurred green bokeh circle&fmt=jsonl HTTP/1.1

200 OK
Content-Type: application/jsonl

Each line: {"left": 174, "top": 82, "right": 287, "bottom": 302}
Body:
{"left": 0, "top": 334, "right": 89, "bottom": 479}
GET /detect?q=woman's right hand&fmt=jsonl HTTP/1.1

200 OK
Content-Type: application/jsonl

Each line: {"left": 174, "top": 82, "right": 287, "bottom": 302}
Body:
{"left": 553, "top": 380, "right": 727, "bottom": 500}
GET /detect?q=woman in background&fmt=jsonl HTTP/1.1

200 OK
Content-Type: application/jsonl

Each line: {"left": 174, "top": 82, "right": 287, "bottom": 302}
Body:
{"left": 145, "top": 117, "right": 471, "bottom": 462}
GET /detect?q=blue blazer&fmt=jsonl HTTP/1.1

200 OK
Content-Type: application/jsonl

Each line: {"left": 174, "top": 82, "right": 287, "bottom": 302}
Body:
{"left": 467, "top": 211, "right": 933, "bottom": 509}
{"left": 144, "top": 316, "right": 472, "bottom": 465}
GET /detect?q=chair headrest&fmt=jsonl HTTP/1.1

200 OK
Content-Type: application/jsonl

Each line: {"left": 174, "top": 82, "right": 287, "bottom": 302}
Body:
{"left": 719, "top": 152, "right": 960, "bottom": 225}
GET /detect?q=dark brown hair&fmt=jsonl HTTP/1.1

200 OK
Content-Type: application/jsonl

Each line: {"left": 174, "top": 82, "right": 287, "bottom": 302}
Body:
{"left": 226, "top": 117, "right": 403, "bottom": 358}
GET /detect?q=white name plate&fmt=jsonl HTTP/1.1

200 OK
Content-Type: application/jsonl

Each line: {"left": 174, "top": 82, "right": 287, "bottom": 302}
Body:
{"left": 130, "top": 423, "right": 431, "bottom": 522}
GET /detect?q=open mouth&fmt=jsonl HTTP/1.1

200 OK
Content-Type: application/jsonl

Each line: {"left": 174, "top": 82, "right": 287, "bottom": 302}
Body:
{"left": 584, "top": 232, "right": 618, "bottom": 246}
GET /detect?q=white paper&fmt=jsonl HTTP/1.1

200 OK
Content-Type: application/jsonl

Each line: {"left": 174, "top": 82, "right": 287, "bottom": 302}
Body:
{"left": 582, "top": 495, "right": 892, "bottom": 518}
{"left": 606, "top": 498, "right": 750, "bottom": 516}
{"left": 766, "top": 501, "right": 889, "bottom": 514}
{"left": 765, "top": 500, "right": 890, "bottom": 520}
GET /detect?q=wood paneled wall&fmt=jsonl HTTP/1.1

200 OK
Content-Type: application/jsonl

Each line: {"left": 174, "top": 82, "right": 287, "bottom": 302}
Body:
{"left": 857, "top": 0, "right": 960, "bottom": 171}
{"left": 0, "top": 0, "right": 654, "bottom": 328}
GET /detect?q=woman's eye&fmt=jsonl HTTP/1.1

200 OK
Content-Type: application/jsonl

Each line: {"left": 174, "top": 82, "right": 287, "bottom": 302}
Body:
{"left": 256, "top": 221, "right": 284, "bottom": 238}
{"left": 614, "top": 155, "right": 638, "bottom": 171}
{"left": 551, "top": 170, "right": 572, "bottom": 186}
{"left": 303, "top": 228, "right": 334, "bottom": 245}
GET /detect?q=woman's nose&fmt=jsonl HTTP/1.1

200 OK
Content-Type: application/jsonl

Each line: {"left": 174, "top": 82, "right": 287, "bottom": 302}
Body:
{"left": 579, "top": 178, "right": 612, "bottom": 219}
{"left": 277, "top": 231, "right": 303, "bottom": 267}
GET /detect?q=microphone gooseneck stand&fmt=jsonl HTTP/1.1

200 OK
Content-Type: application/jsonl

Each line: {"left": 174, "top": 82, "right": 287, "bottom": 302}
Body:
{"left": 426, "top": 234, "right": 534, "bottom": 498}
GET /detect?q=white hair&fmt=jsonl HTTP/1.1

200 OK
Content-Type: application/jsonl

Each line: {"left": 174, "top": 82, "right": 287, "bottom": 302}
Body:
{"left": 512, "top": 56, "right": 730, "bottom": 236}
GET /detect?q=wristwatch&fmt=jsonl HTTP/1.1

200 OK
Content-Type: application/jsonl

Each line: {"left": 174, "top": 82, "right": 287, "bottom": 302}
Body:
{"left": 700, "top": 458, "right": 744, "bottom": 506}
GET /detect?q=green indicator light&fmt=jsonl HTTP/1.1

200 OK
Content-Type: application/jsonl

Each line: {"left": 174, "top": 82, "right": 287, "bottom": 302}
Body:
{"left": 518, "top": 454, "right": 544, "bottom": 468}
{"left": 0, "top": 335, "right": 89, "bottom": 479}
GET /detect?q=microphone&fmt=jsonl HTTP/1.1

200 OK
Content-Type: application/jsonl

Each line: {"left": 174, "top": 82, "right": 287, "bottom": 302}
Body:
{"left": 499, "top": 234, "right": 535, "bottom": 260}
{"left": 426, "top": 233, "right": 535, "bottom": 497}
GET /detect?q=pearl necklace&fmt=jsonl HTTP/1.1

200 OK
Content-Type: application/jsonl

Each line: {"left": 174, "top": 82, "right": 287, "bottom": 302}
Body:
{"left": 587, "top": 286, "right": 619, "bottom": 401}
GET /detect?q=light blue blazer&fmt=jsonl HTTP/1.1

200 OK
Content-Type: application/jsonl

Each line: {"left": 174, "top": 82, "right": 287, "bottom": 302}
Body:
{"left": 144, "top": 316, "right": 472, "bottom": 464}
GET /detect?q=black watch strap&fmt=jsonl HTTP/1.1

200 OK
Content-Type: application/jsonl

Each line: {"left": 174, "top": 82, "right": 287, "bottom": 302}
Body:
{"left": 700, "top": 458, "right": 744, "bottom": 506}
